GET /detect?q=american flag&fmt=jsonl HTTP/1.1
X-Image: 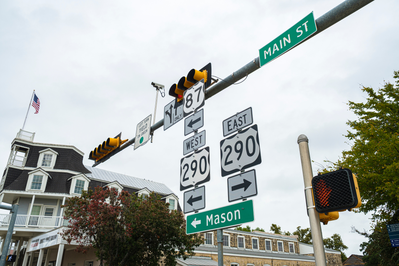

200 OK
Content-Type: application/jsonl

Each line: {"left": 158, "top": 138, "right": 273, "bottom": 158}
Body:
{"left": 32, "top": 93, "right": 40, "bottom": 114}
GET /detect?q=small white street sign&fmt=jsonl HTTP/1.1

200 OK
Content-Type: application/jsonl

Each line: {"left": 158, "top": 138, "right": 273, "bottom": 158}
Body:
{"left": 183, "top": 186, "right": 206, "bottom": 214}
{"left": 183, "top": 130, "right": 206, "bottom": 156}
{"left": 180, "top": 147, "right": 210, "bottom": 191}
{"left": 183, "top": 80, "right": 205, "bottom": 117}
{"left": 220, "top": 124, "right": 262, "bottom": 177}
{"left": 227, "top": 169, "right": 258, "bottom": 202}
{"left": 164, "top": 99, "right": 184, "bottom": 130}
{"left": 222, "top": 107, "right": 253, "bottom": 137}
{"left": 134, "top": 114, "right": 152, "bottom": 150}
{"left": 184, "top": 109, "right": 204, "bottom": 136}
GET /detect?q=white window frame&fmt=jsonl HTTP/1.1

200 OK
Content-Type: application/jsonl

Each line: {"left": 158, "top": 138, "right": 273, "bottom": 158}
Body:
{"left": 277, "top": 241, "right": 284, "bottom": 252}
{"left": 69, "top": 174, "right": 90, "bottom": 195}
{"left": 162, "top": 194, "right": 179, "bottom": 211}
{"left": 265, "top": 239, "right": 272, "bottom": 252}
{"left": 26, "top": 169, "right": 50, "bottom": 193}
{"left": 251, "top": 237, "right": 259, "bottom": 250}
{"left": 237, "top": 236, "right": 245, "bottom": 249}
{"left": 223, "top": 234, "right": 230, "bottom": 247}
{"left": 8, "top": 145, "right": 30, "bottom": 167}
{"left": 204, "top": 232, "right": 214, "bottom": 245}
{"left": 289, "top": 242, "right": 295, "bottom": 253}
{"left": 106, "top": 181, "right": 123, "bottom": 193}
{"left": 37, "top": 148, "right": 58, "bottom": 169}
{"left": 137, "top": 188, "right": 151, "bottom": 198}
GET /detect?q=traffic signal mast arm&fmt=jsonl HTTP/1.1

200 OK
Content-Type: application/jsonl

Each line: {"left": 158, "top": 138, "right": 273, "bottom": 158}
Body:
{"left": 92, "top": 0, "right": 373, "bottom": 167}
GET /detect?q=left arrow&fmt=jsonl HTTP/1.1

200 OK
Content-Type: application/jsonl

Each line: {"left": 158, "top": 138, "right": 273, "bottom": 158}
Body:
{"left": 191, "top": 218, "right": 201, "bottom": 228}
{"left": 232, "top": 179, "right": 251, "bottom": 191}
{"left": 187, "top": 195, "right": 203, "bottom": 206}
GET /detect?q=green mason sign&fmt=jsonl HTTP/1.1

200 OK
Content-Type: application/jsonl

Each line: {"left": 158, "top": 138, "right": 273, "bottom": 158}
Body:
{"left": 259, "top": 12, "right": 317, "bottom": 67}
{"left": 186, "top": 200, "right": 254, "bottom": 234}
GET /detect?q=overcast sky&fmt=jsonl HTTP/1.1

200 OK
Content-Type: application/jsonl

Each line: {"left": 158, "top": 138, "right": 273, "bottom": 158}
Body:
{"left": 1, "top": 0, "right": 399, "bottom": 257}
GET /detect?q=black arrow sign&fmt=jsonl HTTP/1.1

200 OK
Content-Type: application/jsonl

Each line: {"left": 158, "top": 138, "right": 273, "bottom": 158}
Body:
{"left": 232, "top": 179, "right": 252, "bottom": 191}
{"left": 187, "top": 195, "right": 203, "bottom": 206}
{"left": 188, "top": 117, "right": 201, "bottom": 128}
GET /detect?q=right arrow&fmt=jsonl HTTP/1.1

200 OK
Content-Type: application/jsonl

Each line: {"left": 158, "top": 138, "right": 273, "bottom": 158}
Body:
{"left": 187, "top": 195, "right": 203, "bottom": 206}
{"left": 232, "top": 179, "right": 251, "bottom": 191}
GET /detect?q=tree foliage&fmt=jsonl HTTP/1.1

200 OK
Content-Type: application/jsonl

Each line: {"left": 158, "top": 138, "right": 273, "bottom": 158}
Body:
{"left": 62, "top": 187, "right": 202, "bottom": 266}
{"left": 323, "top": 233, "right": 348, "bottom": 262}
{"left": 326, "top": 71, "right": 399, "bottom": 264}
{"left": 292, "top": 226, "right": 312, "bottom": 244}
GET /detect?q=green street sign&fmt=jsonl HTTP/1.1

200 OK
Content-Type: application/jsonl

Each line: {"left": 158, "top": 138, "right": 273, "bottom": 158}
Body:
{"left": 259, "top": 12, "right": 317, "bottom": 67}
{"left": 186, "top": 200, "right": 254, "bottom": 234}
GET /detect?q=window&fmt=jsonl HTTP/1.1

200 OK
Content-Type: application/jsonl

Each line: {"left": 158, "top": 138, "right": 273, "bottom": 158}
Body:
{"left": 37, "top": 148, "right": 58, "bottom": 169}
{"left": 277, "top": 241, "right": 284, "bottom": 252}
{"left": 231, "top": 264, "right": 239, "bottom": 266}
{"left": 289, "top": 242, "right": 295, "bottom": 253}
{"left": 223, "top": 234, "right": 230, "bottom": 247}
{"left": 237, "top": 236, "right": 245, "bottom": 248}
{"left": 204, "top": 232, "right": 213, "bottom": 245}
{"left": 74, "top": 180, "right": 85, "bottom": 194}
{"left": 168, "top": 199, "right": 175, "bottom": 210}
{"left": 31, "top": 175, "right": 43, "bottom": 190}
{"left": 41, "top": 154, "right": 53, "bottom": 167}
{"left": 265, "top": 240, "right": 272, "bottom": 251}
{"left": 9, "top": 145, "right": 29, "bottom": 167}
{"left": 252, "top": 238, "right": 259, "bottom": 250}
{"left": 69, "top": 174, "right": 90, "bottom": 195}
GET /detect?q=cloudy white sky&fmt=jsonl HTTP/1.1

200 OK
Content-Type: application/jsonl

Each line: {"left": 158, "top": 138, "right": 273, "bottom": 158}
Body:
{"left": 1, "top": 0, "right": 399, "bottom": 257}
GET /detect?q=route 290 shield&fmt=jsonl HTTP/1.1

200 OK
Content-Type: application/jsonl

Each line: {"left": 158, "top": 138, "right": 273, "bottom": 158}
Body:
{"left": 180, "top": 147, "right": 210, "bottom": 191}
{"left": 220, "top": 124, "right": 261, "bottom": 177}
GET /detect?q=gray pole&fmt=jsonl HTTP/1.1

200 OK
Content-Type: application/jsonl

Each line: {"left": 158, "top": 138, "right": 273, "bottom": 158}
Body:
{"left": 0, "top": 204, "right": 19, "bottom": 266}
{"left": 92, "top": 0, "right": 374, "bottom": 167}
{"left": 297, "top": 135, "right": 326, "bottom": 266}
{"left": 217, "top": 229, "right": 223, "bottom": 266}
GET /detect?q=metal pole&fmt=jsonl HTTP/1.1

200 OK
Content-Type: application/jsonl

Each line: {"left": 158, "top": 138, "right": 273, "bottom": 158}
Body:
{"left": 0, "top": 204, "right": 19, "bottom": 266}
{"left": 92, "top": 0, "right": 374, "bottom": 167}
{"left": 151, "top": 88, "right": 159, "bottom": 143}
{"left": 297, "top": 135, "right": 326, "bottom": 266}
{"left": 217, "top": 229, "right": 223, "bottom": 266}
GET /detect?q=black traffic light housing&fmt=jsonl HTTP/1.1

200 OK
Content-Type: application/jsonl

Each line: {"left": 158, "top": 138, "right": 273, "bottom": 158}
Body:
{"left": 169, "top": 63, "right": 212, "bottom": 102}
{"left": 312, "top": 168, "right": 361, "bottom": 214}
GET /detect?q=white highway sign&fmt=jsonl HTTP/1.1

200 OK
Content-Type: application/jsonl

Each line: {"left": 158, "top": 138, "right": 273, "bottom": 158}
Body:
{"left": 227, "top": 169, "right": 258, "bottom": 202}
{"left": 164, "top": 99, "right": 184, "bottom": 130}
{"left": 184, "top": 109, "right": 204, "bottom": 136}
{"left": 180, "top": 146, "right": 210, "bottom": 191}
{"left": 134, "top": 114, "right": 152, "bottom": 150}
{"left": 222, "top": 107, "right": 253, "bottom": 137}
{"left": 183, "top": 186, "right": 206, "bottom": 214}
{"left": 183, "top": 130, "right": 206, "bottom": 156}
{"left": 220, "top": 124, "right": 262, "bottom": 177}
{"left": 183, "top": 80, "right": 205, "bottom": 117}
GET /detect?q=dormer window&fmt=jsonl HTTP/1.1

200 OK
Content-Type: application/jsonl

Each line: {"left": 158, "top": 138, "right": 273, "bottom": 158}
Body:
{"left": 37, "top": 148, "right": 58, "bottom": 169}
{"left": 162, "top": 194, "right": 179, "bottom": 211}
{"left": 26, "top": 169, "right": 50, "bottom": 193}
{"left": 105, "top": 181, "right": 123, "bottom": 193}
{"left": 69, "top": 174, "right": 90, "bottom": 195}
{"left": 31, "top": 175, "right": 43, "bottom": 190}
{"left": 137, "top": 188, "right": 151, "bottom": 199}
{"left": 74, "top": 180, "right": 85, "bottom": 194}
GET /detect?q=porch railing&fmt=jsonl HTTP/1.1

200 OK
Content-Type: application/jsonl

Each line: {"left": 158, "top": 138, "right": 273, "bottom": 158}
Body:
{"left": 0, "top": 214, "right": 69, "bottom": 228}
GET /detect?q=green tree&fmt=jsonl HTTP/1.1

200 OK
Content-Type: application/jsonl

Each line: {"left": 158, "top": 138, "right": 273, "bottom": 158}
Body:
{"left": 270, "top": 224, "right": 282, "bottom": 234}
{"left": 234, "top": 225, "right": 252, "bottom": 232}
{"left": 62, "top": 187, "right": 202, "bottom": 266}
{"left": 323, "top": 234, "right": 348, "bottom": 262}
{"left": 292, "top": 226, "right": 312, "bottom": 244}
{"left": 327, "top": 71, "right": 399, "bottom": 264}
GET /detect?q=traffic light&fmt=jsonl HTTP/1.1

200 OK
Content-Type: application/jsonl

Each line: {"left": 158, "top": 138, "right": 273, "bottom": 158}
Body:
{"left": 312, "top": 168, "right": 361, "bottom": 214}
{"left": 88, "top": 134, "right": 128, "bottom": 162}
{"left": 169, "top": 63, "right": 212, "bottom": 102}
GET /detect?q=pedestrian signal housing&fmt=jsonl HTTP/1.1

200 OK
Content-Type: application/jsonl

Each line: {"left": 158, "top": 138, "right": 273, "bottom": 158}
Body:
{"left": 312, "top": 168, "right": 361, "bottom": 214}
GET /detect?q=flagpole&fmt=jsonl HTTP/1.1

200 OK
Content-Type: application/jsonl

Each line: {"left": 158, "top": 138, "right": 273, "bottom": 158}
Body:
{"left": 22, "top": 90, "right": 35, "bottom": 130}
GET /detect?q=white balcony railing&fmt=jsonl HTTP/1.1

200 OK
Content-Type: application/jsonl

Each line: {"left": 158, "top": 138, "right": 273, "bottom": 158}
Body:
{"left": 0, "top": 214, "right": 67, "bottom": 228}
